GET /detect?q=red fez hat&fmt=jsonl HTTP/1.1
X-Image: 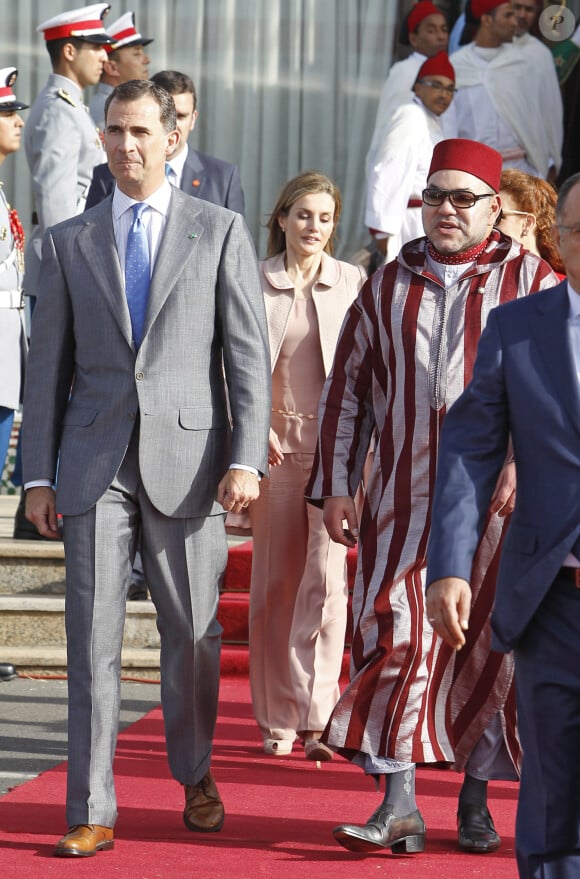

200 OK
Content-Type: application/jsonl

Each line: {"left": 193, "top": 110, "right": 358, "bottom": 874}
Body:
{"left": 417, "top": 51, "right": 455, "bottom": 81}
{"left": 408, "top": 2, "right": 444, "bottom": 33}
{"left": 428, "top": 138, "right": 503, "bottom": 191}
{"left": 471, "top": 0, "right": 509, "bottom": 17}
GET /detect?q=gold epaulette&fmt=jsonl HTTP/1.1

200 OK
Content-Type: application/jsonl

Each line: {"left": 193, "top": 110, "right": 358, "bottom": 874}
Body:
{"left": 57, "top": 88, "right": 77, "bottom": 107}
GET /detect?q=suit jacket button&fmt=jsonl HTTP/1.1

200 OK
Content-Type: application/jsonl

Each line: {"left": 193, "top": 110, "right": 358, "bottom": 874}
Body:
{"left": 135, "top": 372, "right": 144, "bottom": 380}
{"left": 128, "top": 411, "right": 136, "bottom": 420}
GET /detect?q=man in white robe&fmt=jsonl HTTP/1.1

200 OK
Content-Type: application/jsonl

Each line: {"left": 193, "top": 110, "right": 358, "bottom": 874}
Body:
{"left": 451, "top": 0, "right": 559, "bottom": 180}
{"left": 366, "top": 2, "right": 455, "bottom": 177}
{"left": 511, "top": 0, "right": 563, "bottom": 183}
{"left": 365, "top": 52, "right": 456, "bottom": 263}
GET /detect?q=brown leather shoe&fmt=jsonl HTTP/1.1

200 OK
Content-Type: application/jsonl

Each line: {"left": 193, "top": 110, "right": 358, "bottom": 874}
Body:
{"left": 183, "top": 771, "right": 224, "bottom": 832}
{"left": 54, "top": 824, "right": 114, "bottom": 857}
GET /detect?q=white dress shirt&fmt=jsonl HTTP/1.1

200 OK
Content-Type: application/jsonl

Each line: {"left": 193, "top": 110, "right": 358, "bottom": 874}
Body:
{"left": 166, "top": 145, "right": 188, "bottom": 187}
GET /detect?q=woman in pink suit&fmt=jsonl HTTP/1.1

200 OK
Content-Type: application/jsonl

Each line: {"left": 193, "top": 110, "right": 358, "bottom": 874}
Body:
{"left": 249, "top": 171, "right": 366, "bottom": 759}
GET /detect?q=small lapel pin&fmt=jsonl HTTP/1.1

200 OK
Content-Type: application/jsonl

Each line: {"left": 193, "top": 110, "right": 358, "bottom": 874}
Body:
{"left": 189, "top": 232, "right": 198, "bottom": 239}
{"left": 192, "top": 179, "right": 201, "bottom": 187}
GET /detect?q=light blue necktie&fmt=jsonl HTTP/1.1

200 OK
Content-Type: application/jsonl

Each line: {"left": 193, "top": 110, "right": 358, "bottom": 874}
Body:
{"left": 125, "top": 202, "right": 150, "bottom": 348}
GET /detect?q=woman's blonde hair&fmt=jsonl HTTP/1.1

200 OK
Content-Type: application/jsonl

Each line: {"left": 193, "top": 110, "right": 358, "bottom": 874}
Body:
{"left": 266, "top": 170, "right": 342, "bottom": 258}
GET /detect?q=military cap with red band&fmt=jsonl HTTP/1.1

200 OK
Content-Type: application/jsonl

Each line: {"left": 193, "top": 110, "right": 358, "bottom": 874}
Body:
{"left": 37, "top": 3, "right": 113, "bottom": 45}
{"left": 0, "top": 67, "right": 28, "bottom": 112}
{"left": 104, "top": 11, "right": 154, "bottom": 54}
{"left": 408, "top": 1, "right": 445, "bottom": 33}
{"left": 428, "top": 138, "right": 503, "bottom": 192}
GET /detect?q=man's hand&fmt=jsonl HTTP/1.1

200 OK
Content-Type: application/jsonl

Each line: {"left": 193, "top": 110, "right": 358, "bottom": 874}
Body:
{"left": 426, "top": 577, "right": 471, "bottom": 650}
{"left": 25, "top": 486, "right": 61, "bottom": 539}
{"left": 268, "top": 428, "right": 284, "bottom": 467}
{"left": 322, "top": 496, "right": 359, "bottom": 547}
{"left": 217, "top": 468, "right": 260, "bottom": 514}
{"left": 489, "top": 460, "right": 516, "bottom": 517}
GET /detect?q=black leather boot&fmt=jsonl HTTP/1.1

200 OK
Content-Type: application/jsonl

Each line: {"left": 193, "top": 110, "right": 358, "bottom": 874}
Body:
{"left": 333, "top": 803, "right": 426, "bottom": 853}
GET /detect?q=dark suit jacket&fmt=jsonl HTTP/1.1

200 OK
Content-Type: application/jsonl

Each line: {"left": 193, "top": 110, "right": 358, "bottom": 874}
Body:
{"left": 427, "top": 281, "right": 580, "bottom": 651}
{"left": 86, "top": 147, "right": 245, "bottom": 214}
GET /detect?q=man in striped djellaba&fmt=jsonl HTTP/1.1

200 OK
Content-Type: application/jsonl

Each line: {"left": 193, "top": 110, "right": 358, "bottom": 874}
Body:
{"left": 307, "top": 138, "right": 558, "bottom": 856}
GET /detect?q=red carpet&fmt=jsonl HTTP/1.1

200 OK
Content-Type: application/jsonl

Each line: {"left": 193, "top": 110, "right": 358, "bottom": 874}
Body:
{"left": 219, "top": 541, "right": 357, "bottom": 677}
{"left": 0, "top": 676, "right": 519, "bottom": 878}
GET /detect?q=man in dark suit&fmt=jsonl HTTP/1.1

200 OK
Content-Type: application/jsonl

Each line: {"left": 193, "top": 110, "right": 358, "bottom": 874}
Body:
{"left": 426, "top": 174, "right": 580, "bottom": 878}
{"left": 22, "top": 79, "right": 269, "bottom": 858}
{"left": 86, "top": 69, "right": 245, "bottom": 213}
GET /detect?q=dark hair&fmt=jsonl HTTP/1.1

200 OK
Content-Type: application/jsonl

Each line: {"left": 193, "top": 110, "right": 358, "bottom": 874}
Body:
{"left": 46, "top": 36, "right": 86, "bottom": 67}
{"left": 104, "top": 79, "right": 177, "bottom": 132}
{"left": 459, "top": 1, "right": 478, "bottom": 45}
{"left": 266, "top": 170, "right": 342, "bottom": 258}
{"left": 500, "top": 168, "right": 563, "bottom": 273}
{"left": 151, "top": 70, "right": 197, "bottom": 111}
{"left": 556, "top": 172, "right": 580, "bottom": 220}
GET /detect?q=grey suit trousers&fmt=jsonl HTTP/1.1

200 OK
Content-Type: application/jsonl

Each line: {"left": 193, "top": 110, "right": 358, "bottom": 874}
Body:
{"left": 62, "top": 430, "right": 227, "bottom": 826}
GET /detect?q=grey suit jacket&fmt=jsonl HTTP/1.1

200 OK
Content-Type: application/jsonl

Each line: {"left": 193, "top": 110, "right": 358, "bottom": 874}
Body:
{"left": 24, "top": 74, "right": 105, "bottom": 300}
{"left": 85, "top": 147, "right": 245, "bottom": 214}
{"left": 427, "top": 282, "right": 580, "bottom": 651}
{"left": 22, "top": 188, "right": 270, "bottom": 518}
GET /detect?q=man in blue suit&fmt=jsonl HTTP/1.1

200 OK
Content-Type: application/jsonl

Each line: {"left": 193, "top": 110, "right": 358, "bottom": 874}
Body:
{"left": 86, "top": 69, "right": 245, "bottom": 214}
{"left": 426, "top": 173, "right": 580, "bottom": 878}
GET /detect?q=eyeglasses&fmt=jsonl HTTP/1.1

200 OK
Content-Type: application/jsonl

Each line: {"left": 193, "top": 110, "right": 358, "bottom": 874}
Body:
{"left": 422, "top": 188, "right": 494, "bottom": 209}
{"left": 497, "top": 209, "right": 535, "bottom": 223}
{"left": 415, "top": 79, "right": 457, "bottom": 95}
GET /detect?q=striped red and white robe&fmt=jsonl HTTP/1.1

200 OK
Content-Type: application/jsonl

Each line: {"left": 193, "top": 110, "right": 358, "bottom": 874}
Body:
{"left": 308, "top": 231, "right": 558, "bottom": 769}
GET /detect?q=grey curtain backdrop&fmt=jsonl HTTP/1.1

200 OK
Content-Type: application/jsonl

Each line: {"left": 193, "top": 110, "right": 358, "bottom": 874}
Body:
{"left": 1, "top": 0, "right": 400, "bottom": 259}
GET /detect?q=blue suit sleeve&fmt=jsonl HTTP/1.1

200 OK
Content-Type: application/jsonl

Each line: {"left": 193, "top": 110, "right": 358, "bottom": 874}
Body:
{"left": 426, "top": 309, "right": 511, "bottom": 586}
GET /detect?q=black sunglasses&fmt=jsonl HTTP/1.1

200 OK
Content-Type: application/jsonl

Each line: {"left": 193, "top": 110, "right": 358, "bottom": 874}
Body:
{"left": 422, "top": 188, "right": 494, "bottom": 209}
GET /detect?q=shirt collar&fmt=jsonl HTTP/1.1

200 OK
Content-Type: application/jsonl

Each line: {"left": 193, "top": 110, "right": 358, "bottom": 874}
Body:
{"left": 112, "top": 179, "right": 173, "bottom": 220}
{"left": 567, "top": 281, "right": 580, "bottom": 319}
{"left": 167, "top": 145, "right": 188, "bottom": 182}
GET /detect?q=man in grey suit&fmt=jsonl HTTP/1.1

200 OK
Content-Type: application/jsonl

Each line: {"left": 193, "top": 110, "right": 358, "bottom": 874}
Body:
{"left": 22, "top": 79, "right": 270, "bottom": 858}
{"left": 426, "top": 174, "right": 580, "bottom": 877}
{"left": 86, "top": 69, "right": 246, "bottom": 601}
{"left": 86, "top": 70, "right": 245, "bottom": 213}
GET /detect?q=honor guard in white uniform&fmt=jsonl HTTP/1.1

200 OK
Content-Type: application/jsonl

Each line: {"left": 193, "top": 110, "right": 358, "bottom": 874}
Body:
{"left": 0, "top": 66, "right": 29, "bottom": 565}
{"left": 23, "top": 3, "right": 112, "bottom": 304}
{"left": 0, "top": 65, "right": 28, "bottom": 680}
{"left": 0, "top": 67, "right": 28, "bottom": 479}
{"left": 89, "top": 11, "right": 153, "bottom": 132}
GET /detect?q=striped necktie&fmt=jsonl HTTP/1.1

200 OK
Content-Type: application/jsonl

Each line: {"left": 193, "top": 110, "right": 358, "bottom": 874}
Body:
{"left": 125, "top": 202, "right": 150, "bottom": 348}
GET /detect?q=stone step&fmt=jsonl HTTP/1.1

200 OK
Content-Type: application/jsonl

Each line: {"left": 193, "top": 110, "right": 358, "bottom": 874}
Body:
{"left": 0, "top": 496, "right": 356, "bottom": 677}
{"left": 1, "top": 644, "right": 261, "bottom": 679}
{"left": 0, "top": 540, "right": 66, "bottom": 595}
{"left": 0, "top": 592, "right": 260, "bottom": 649}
